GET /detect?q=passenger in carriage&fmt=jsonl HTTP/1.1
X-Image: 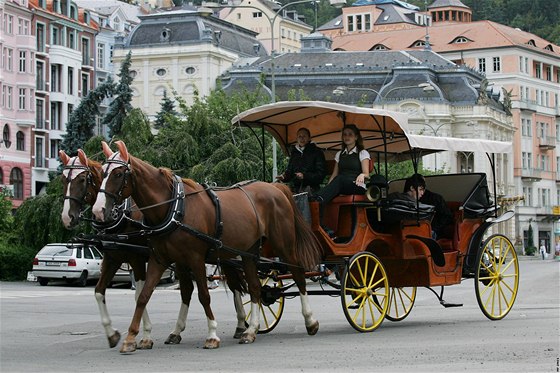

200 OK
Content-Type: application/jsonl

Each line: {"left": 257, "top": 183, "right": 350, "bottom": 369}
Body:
{"left": 393, "top": 173, "right": 453, "bottom": 240}
{"left": 314, "top": 124, "right": 371, "bottom": 223}
{"left": 276, "top": 127, "right": 326, "bottom": 193}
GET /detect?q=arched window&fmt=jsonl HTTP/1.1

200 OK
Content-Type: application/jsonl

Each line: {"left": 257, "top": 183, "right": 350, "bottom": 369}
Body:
{"left": 16, "top": 131, "right": 24, "bottom": 150}
{"left": 370, "top": 44, "right": 388, "bottom": 51}
{"left": 3, "top": 124, "right": 11, "bottom": 149}
{"left": 451, "top": 36, "right": 470, "bottom": 44}
{"left": 9, "top": 167, "right": 23, "bottom": 200}
{"left": 527, "top": 39, "right": 536, "bottom": 47}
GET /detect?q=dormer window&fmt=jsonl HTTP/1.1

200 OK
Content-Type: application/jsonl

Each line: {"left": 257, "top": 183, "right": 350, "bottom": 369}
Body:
{"left": 452, "top": 36, "right": 470, "bottom": 44}
{"left": 84, "top": 12, "right": 90, "bottom": 24}
{"left": 161, "top": 28, "right": 171, "bottom": 42}
{"left": 527, "top": 39, "right": 536, "bottom": 47}
{"left": 411, "top": 40, "right": 426, "bottom": 48}
{"left": 371, "top": 44, "right": 388, "bottom": 51}
{"left": 544, "top": 44, "right": 554, "bottom": 52}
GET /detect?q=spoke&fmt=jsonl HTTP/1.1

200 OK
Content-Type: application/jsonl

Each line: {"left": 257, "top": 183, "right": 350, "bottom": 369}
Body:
{"left": 500, "top": 277, "right": 516, "bottom": 294}
{"left": 259, "top": 303, "right": 269, "bottom": 327}
{"left": 370, "top": 277, "right": 386, "bottom": 289}
{"left": 368, "top": 261, "right": 379, "bottom": 288}
{"left": 366, "top": 296, "right": 376, "bottom": 327}
{"left": 500, "top": 258, "right": 515, "bottom": 273}
{"left": 357, "top": 259, "right": 366, "bottom": 287}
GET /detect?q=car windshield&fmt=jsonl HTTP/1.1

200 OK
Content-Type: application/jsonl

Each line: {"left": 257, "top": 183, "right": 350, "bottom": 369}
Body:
{"left": 39, "top": 246, "right": 73, "bottom": 257}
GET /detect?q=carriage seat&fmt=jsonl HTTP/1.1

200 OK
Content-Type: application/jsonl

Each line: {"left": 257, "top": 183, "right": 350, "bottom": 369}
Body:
{"left": 380, "top": 195, "right": 435, "bottom": 224}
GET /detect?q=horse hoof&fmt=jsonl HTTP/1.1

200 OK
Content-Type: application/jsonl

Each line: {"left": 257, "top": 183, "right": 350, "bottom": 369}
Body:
{"left": 108, "top": 331, "right": 121, "bottom": 348}
{"left": 306, "top": 320, "right": 319, "bottom": 336}
{"left": 233, "top": 327, "right": 246, "bottom": 339}
{"left": 119, "top": 341, "right": 137, "bottom": 354}
{"left": 203, "top": 338, "right": 220, "bottom": 349}
{"left": 165, "top": 333, "right": 182, "bottom": 345}
{"left": 239, "top": 332, "right": 256, "bottom": 344}
{"left": 138, "top": 339, "right": 154, "bottom": 350}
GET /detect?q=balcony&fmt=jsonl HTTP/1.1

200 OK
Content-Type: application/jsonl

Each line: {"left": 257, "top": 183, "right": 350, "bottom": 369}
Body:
{"left": 517, "top": 99, "right": 537, "bottom": 112}
{"left": 516, "top": 167, "right": 542, "bottom": 181}
{"left": 538, "top": 136, "right": 556, "bottom": 150}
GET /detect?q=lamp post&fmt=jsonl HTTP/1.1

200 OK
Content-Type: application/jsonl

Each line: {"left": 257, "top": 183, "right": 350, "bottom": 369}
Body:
{"left": 203, "top": 0, "right": 345, "bottom": 180}
{"left": 422, "top": 122, "right": 446, "bottom": 170}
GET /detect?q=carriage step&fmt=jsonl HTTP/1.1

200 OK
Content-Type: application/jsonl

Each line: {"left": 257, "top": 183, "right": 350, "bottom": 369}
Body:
{"left": 440, "top": 301, "right": 463, "bottom": 308}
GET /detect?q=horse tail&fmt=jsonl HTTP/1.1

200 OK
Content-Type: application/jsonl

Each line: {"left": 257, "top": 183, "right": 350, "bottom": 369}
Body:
{"left": 273, "top": 183, "right": 322, "bottom": 271}
{"left": 221, "top": 263, "right": 248, "bottom": 295}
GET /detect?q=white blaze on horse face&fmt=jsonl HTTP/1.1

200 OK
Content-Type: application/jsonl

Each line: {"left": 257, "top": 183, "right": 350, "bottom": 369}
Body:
{"left": 92, "top": 153, "right": 125, "bottom": 221}
{"left": 61, "top": 157, "right": 88, "bottom": 228}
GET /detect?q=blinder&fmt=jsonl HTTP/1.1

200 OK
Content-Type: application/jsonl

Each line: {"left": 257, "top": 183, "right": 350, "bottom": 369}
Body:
{"left": 99, "top": 156, "right": 132, "bottom": 206}
{"left": 63, "top": 158, "right": 96, "bottom": 207}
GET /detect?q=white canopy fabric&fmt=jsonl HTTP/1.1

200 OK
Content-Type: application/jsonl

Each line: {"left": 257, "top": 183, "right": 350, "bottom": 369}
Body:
{"left": 232, "top": 101, "right": 512, "bottom": 159}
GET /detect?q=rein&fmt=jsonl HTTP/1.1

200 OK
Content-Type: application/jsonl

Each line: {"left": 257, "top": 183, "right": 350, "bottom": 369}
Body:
{"left": 63, "top": 159, "right": 95, "bottom": 206}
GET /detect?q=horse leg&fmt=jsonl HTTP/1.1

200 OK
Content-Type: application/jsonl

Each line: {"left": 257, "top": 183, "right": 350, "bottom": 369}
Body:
{"left": 291, "top": 267, "right": 319, "bottom": 335}
{"left": 129, "top": 260, "right": 154, "bottom": 350}
{"left": 94, "top": 256, "right": 123, "bottom": 348}
{"left": 192, "top": 264, "right": 220, "bottom": 349}
{"left": 233, "top": 290, "right": 247, "bottom": 339}
{"left": 120, "top": 258, "right": 165, "bottom": 354}
{"left": 239, "top": 259, "right": 261, "bottom": 344}
{"left": 165, "top": 265, "right": 193, "bottom": 345}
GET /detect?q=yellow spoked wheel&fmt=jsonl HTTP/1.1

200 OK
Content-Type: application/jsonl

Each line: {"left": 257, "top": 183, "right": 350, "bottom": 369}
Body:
{"left": 341, "top": 252, "right": 389, "bottom": 332}
{"left": 475, "top": 234, "right": 519, "bottom": 320}
{"left": 242, "top": 275, "right": 285, "bottom": 334}
{"left": 383, "top": 287, "right": 417, "bottom": 322}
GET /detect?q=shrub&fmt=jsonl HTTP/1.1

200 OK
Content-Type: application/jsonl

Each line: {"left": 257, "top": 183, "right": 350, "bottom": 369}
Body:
{"left": 525, "top": 246, "right": 536, "bottom": 256}
{"left": 0, "top": 240, "right": 36, "bottom": 281}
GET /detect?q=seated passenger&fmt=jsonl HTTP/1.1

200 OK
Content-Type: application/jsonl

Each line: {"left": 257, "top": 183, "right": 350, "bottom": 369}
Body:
{"left": 276, "top": 127, "right": 326, "bottom": 193}
{"left": 315, "top": 125, "right": 371, "bottom": 227}
{"left": 390, "top": 174, "right": 452, "bottom": 239}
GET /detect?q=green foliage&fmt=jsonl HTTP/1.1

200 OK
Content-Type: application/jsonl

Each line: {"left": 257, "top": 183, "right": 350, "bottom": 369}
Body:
{"left": 0, "top": 239, "right": 36, "bottom": 281}
{"left": 115, "top": 108, "right": 154, "bottom": 156}
{"left": 104, "top": 51, "right": 134, "bottom": 138}
{"left": 61, "top": 77, "right": 115, "bottom": 155}
{"left": 526, "top": 223, "right": 536, "bottom": 255}
{"left": 0, "top": 188, "right": 14, "bottom": 233}
{"left": 154, "top": 90, "right": 178, "bottom": 129}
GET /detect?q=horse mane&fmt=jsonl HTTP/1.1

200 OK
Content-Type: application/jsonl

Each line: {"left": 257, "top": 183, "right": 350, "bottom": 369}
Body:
{"left": 157, "top": 167, "right": 198, "bottom": 190}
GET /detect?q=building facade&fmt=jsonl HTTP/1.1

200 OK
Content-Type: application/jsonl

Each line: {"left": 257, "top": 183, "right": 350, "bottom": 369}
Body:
{"left": 318, "top": 0, "right": 560, "bottom": 254}
{"left": 0, "top": 0, "right": 35, "bottom": 208}
{"left": 113, "top": 8, "right": 267, "bottom": 120}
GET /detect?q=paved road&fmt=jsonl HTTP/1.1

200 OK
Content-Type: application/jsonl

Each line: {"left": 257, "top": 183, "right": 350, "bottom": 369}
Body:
{"left": 1, "top": 257, "right": 558, "bottom": 373}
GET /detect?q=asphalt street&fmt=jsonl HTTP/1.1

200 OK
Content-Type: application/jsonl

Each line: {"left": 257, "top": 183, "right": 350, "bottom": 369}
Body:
{"left": 0, "top": 256, "right": 558, "bottom": 373}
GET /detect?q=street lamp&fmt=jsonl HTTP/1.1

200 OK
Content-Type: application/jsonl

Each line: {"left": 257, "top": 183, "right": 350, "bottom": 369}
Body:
{"left": 203, "top": 0, "right": 345, "bottom": 179}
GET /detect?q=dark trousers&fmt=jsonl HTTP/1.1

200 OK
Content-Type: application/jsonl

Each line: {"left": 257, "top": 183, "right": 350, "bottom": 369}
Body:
{"left": 316, "top": 175, "right": 365, "bottom": 204}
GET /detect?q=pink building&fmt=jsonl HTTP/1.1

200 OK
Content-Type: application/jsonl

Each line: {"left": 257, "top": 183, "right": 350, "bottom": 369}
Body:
{"left": 0, "top": 0, "right": 35, "bottom": 208}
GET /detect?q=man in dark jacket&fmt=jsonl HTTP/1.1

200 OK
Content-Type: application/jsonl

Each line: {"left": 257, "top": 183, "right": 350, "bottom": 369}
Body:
{"left": 276, "top": 127, "right": 326, "bottom": 192}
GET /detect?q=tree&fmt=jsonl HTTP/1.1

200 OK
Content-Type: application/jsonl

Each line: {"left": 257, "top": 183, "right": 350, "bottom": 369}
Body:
{"left": 103, "top": 51, "right": 134, "bottom": 138}
{"left": 61, "top": 77, "right": 115, "bottom": 155}
{"left": 0, "top": 188, "right": 14, "bottom": 234}
{"left": 153, "top": 90, "right": 177, "bottom": 129}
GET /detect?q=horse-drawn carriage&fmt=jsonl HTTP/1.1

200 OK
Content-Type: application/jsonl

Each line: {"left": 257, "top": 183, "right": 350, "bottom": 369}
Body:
{"left": 232, "top": 101, "right": 519, "bottom": 332}
{"left": 63, "top": 101, "right": 518, "bottom": 352}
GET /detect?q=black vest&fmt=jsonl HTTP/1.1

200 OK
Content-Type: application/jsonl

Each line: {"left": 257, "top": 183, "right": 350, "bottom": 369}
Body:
{"left": 338, "top": 151, "right": 362, "bottom": 179}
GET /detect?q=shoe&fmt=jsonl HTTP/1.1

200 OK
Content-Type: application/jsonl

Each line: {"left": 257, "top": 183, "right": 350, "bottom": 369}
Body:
{"left": 208, "top": 281, "right": 219, "bottom": 290}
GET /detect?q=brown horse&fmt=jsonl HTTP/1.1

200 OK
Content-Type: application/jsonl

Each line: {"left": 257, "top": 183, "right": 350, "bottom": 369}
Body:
{"left": 60, "top": 149, "right": 202, "bottom": 349}
{"left": 92, "top": 140, "right": 322, "bottom": 352}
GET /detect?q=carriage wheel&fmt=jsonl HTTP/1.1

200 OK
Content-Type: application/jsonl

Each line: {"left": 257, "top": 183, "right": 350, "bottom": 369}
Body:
{"left": 341, "top": 252, "right": 389, "bottom": 332}
{"left": 242, "top": 275, "right": 285, "bottom": 334}
{"left": 377, "top": 287, "right": 416, "bottom": 322}
{"left": 475, "top": 234, "right": 519, "bottom": 320}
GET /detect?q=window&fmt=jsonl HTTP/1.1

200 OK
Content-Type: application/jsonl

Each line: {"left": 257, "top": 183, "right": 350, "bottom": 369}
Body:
{"left": 51, "top": 26, "right": 59, "bottom": 45}
{"left": 18, "top": 18, "right": 29, "bottom": 35}
{"left": 6, "top": 48, "right": 13, "bottom": 71}
{"left": 478, "top": 58, "right": 486, "bottom": 73}
{"left": 50, "top": 102, "right": 61, "bottom": 130}
{"left": 3, "top": 124, "right": 10, "bottom": 148}
{"left": 156, "top": 68, "right": 166, "bottom": 77}
{"left": 5, "top": 14, "right": 14, "bottom": 34}
{"left": 97, "top": 43, "right": 105, "bottom": 69}
{"left": 523, "top": 187, "right": 532, "bottom": 207}
{"left": 347, "top": 15, "right": 354, "bottom": 32}
{"left": 546, "top": 66, "right": 552, "bottom": 81}
{"left": 113, "top": 16, "right": 120, "bottom": 31}
{"left": 36, "top": 61, "right": 44, "bottom": 91}
{"left": 50, "top": 139, "right": 60, "bottom": 159}
{"left": 18, "top": 88, "right": 26, "bottom": 110}
{"left": 35, "top": 137, "right": 44, "bottom": 167}
{"left": 16, "top": 131, "right": 24, "bottom": 151}
{"left": 19, "top": 50, "right": 26, "bottom": 72}
{"left": 252, "top": 12, "right": 262, "bottom": 18}
{"left": 9, "top": 168, "right": 23, "bottom": 200}
{"left": 81, "top": 73, "right": 89, "bottom": 96}
{"left": 50, "top": 64, "right": 61, "bottom": 92}
{"left": 535, "top": 64, "right": 541, "bottom": 78}
{"left": 492, "top": 57, "right": 501, "bottom": 72}
{"left": 81, "top": 38, "right": 90, "bottom": 65}
{"left": 6, "top": 86, "right": 13, "bottom": 109}
{"left": 453, "top": 36, "right": 469, "bottom": 44}
{"left": 68, "top": 67, "right": 74, "bottom": 95}
{"left": 36, "top": 24, "right": 45, "bottom": 52}
{"left": 185, "top": 67, "right": 195, "bottom": 75}
{"left": 36, "top": 99, "right": 44, "bottom": 129}
{"left": 67, "top": 30, "right": 75, "bottom": 49}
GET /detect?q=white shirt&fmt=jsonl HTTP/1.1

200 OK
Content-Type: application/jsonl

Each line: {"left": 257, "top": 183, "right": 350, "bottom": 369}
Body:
{"left": 334, "top": 147, "right": 370, "bottom": 163}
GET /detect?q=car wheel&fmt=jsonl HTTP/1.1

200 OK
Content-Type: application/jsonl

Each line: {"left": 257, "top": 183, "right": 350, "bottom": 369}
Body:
{"left": 166, "top": 270, "right": 176, "bottom": 284}
{"left": 38, "top": 278, "right": 49, "bottom": 286}
{"left": 77, "top": 271, "right": 88, "bottom": 287}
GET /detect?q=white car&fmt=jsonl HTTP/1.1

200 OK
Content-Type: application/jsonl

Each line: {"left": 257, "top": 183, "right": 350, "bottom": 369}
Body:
{"left": 32, "top": 243, "right": 103, "bottom": 287}
{"left": 112, "top": 263, "right": 176, "bottom": 286}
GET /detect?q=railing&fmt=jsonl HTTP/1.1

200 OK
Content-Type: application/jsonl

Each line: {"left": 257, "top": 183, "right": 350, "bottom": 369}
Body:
{"left": 538, "top": 136, "right": 556, "bottom": 149}
{"left": 515, "top": 167, "right": 542, "bottom": 180}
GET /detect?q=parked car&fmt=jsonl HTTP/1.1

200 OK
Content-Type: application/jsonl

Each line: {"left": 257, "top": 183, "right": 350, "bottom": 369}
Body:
{"left": 32, "top": 243, "right": 103, "bottom": 287}
{"left": 112, "top": 263, "right": 176, "bottom": 286}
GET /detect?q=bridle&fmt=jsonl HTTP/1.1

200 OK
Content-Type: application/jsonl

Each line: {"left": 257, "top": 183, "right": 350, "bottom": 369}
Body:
{"left": 63, "top": 158, "right": 96, "bottom": 208}
{"left": 98, "top": 154, "right": 131, "bottom": 205}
